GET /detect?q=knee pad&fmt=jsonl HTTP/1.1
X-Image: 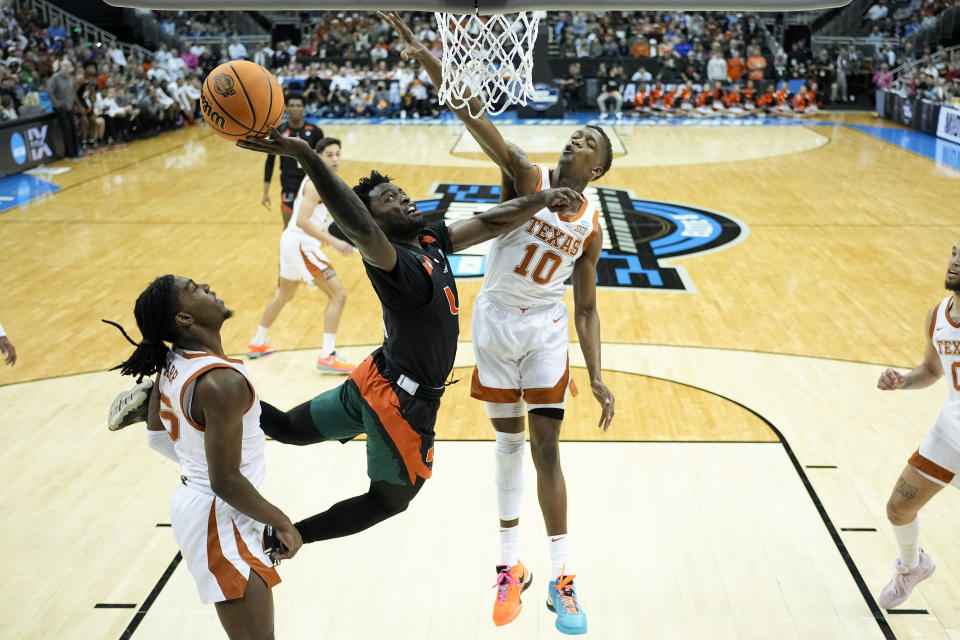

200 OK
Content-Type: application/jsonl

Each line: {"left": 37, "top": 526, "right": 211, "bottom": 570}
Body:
{"left": 484, "top": 401, "right": 526, "bottom": 419}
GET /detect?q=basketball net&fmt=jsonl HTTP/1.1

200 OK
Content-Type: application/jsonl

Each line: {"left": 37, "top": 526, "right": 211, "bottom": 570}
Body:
{"left": 433, "top": 10, "right": 540, "bottom": 119}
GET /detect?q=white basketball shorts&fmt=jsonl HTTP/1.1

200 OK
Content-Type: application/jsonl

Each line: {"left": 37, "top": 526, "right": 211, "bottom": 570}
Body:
{"left": 909, "top": 404, "right": 960, "bottom": 488}
{"left": 279, "top": 231, "right": 332, "bottom": 283}
{"left": 470, "top": 292, "right": 578, "bottom": 407}
{"left": 170, "top": 483, "right": 280, "bottom": 604}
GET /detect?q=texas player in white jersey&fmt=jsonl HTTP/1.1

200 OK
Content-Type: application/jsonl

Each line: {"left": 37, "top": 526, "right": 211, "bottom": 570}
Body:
{"left": 875, "top": 241, "right": 960, "bottom": 610}
{"left": 381, "top": 11, "right": 615, "bottom": 634}
{"left": 246, "top": 137, "right": 357, "bottom": 374}
{"left": 106, "top": 274, "right": 301, "bottom": 639}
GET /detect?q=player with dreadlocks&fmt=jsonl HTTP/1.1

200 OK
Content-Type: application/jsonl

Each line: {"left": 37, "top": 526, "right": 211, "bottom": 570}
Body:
{"left": 109, "top": 127, "right": 583, "bottom": 557}
{"left": 103, "top": 274, "right": 300, "bottom": 640}
{"left": 382, "top": 11, "right": 615, "bottom": 634}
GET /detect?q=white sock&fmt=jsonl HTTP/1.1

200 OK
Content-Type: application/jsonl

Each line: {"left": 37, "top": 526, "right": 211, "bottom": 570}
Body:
{"left": 498, "top": 525, "right": 519, "bottom": 567}
{"left": 251, "top": 325, "right": 269, "bottom": 346}
{"left": 549, "top": 534, "right": 570, "bottom": 580}
{"left": 321, "top": 332, "right": 336, "bottom": 357}
{"left": 893, "top": 516, "right": 921, "bottom": 570}
{"left": 495, "top": 431, "right": 525, "bottom": 522}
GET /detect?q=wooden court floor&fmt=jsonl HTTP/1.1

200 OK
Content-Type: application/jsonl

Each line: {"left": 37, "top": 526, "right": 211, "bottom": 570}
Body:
{"left": 1, "top": 112, "right": 959, "bottom": 639}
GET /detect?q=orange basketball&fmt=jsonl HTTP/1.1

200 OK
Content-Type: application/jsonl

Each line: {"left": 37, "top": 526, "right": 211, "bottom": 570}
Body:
{"left": 200, "top": 60, "right": 285, "bottom": 142}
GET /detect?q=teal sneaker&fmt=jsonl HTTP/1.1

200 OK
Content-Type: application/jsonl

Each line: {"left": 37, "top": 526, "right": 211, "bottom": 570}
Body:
{"left": 546, "top": 573, "right": 586, "bottom": 635}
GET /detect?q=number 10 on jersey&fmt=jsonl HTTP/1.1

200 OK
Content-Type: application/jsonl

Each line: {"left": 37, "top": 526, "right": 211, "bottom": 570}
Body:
{"left": 513, "top": 243, "right": 563, "bottom": 285}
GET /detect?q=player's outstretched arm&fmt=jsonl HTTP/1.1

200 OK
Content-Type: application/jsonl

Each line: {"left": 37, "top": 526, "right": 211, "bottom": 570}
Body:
{"left": 199, "top": 368, "right": 302, "bottom": 560}
{"left": 447, "top": 187, "right": 583, "bottom": 253}
{"left": 878, "top": 305, "right": 945, "bottom": 390}
{"left": 379, "top": 11, "right": 538, "bottom": 189}
{"left": 239, "top": 128, "right": 396, "bottom": 271}
{"left": 572, "top": 233, "right": 614, "bottom": 431}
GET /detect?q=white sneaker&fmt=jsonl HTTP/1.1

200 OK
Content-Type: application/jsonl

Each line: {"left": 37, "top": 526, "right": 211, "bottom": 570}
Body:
{"left": 878, "top": 550, "right": 935, "bottom": 609}
{"left": 107, "top": 379, "right": 154, "bottom": 431}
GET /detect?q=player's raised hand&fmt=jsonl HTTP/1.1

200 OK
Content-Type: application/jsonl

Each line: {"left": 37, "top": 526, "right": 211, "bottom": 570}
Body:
{"left": 237, "top": 126, "right": 311, "bottom": 158}
{"left": 877, "top": 367, "right": 905, "bottom": 390}
{"left": 542, "top": 187, "right": 584, "bottom": 215}
{"left": 591, "top": 378, "right": 614, "bottom": 431}
{"left": 378, "top": 11, "right": 430, "bottom": 62}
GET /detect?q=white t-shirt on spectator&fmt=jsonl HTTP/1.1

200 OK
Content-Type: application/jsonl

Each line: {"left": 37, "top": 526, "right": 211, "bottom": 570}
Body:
{"left": 228, "top": 42, "right": 248, "bottom": 60}
{"left": 396, "top": 67, "right": 414, "bottom": 94}
{"left": 190, "top": 44, "right": 205, "bottom": 56}
{"left": 108, "top": 47, "right": 127, "bottom": 67}
{"left": 706, "top": 56, "right": 727, "bottom": 82}
{"left": 154, "top": 86, "right": 175, "bottom": 109}
{"left": 166, "top": 56, "right": 187, "bottom": 80}
{"left": 867, "top": 3, "right": 888, "bottom": 20}
{"left": 631, "top": 68, "right": 652, "bottom": 82}
{"left": 370, "top": 46, "right": 387, "bottom": 62}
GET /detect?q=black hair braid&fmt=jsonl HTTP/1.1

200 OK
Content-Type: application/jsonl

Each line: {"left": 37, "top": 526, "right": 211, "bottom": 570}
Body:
{"left": 103, "top": 274, "right": 179, "bottom": 381}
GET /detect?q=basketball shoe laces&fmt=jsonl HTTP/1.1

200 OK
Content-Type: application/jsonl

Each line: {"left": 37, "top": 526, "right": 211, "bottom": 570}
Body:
{"left": 493, "top": 566, "right": 521, "bottom": 604}
{"left": 552, "top": 570, "right": 580, "bottom": 614}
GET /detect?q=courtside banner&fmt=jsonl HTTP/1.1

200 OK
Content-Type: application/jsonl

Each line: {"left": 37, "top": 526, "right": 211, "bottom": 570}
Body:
{"left": 937, "top": 106, "right": 960, "bottom": 144}
{"left": 0, "top": 113, "right": 63, "bottom": 177}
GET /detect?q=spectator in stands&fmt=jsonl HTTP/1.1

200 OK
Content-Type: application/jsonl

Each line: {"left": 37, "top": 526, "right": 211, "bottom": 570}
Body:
{"left": 707, "top": 44, "right": 727, "bottom": 83}
{"left": 227, "top": 35, "right": 248, "bottom": 60}
{"left": 0, "top": 94, "right": 16, "bottom": 121}
{"left": 873, "top": 62, "right": 894, "bottom": 89}
{"left": 727, "top": 48, "right": 745, "bottom": 83}
{"left": 836, "top": 44, "right": 859, "bottom": 103}
{"left": 597, "top": 64, "right": 623, "bottom": 118}
{"left": 746, "top": 45, "right": 767, "bottom": 81}
{"left": 557, "top": 62, "right": 584, "bottom": 114}
{"left": 868, "top": 1, "right": 890, "bottom": 21}
{"left": 48, "top": 18, "right": 67, "bottom": 42}
{"left": 812, "top": 48, "right": 835, "bottom": 104}
{"left": 47, "top": 57, "right": 80, "bottom": 157}
{"left": 18, "top": 91, "right": 45, "bottom": 118}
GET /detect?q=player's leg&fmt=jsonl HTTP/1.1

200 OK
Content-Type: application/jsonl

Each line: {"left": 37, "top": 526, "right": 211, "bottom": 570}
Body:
{"left": 280, "top": 191, "right": 295, "bottom": 227}
{"left": 214, "top": 571, "right": 275, "bottom": 640}
{"left": 471, "top": 294, "right": 532, "bottom": 626}
{"left": 878, "top": 440, "right": 949, "bottom": 608}
{"left": 248, "top": 277, "right": 299, "bottom": 358}
{"left": 312, "top": 266, "right": 355, "bottom": 373}
{"left": 519, "top": 304, "right": 586, "bottom": 635}
{"left": 294, "top": 357, "right": 429, "bottom": 542}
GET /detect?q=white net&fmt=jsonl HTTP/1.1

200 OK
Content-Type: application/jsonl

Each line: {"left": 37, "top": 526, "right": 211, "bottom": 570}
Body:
{"left": 433, "top": 11, "right": 540, "bottom": 119}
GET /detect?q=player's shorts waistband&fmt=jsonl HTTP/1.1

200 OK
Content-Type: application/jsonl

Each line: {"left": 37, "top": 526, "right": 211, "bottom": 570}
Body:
{"left": 376, "top": 355, "right": 446, "bottom": 401}
{"left": 478, "top": 291, "right": 562, "bottom": 315}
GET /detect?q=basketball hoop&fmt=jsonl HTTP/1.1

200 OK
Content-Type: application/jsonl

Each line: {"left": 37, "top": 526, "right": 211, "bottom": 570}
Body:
{"left": 433, "top": 10, "right": 540, "bottom": 119}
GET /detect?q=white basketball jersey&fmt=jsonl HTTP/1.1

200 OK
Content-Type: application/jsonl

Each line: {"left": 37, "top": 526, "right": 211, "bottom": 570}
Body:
{"left": 158, "top": 348, "right": 266, "bottom": 492}
{"left": 932, "top": 295, "right": 960, "bottom": 420}
{"left": 285, "top": 177, "right": 330, "bottom": 237}
{"left": 481, "top": 165, "right": 600, "bottom": 309}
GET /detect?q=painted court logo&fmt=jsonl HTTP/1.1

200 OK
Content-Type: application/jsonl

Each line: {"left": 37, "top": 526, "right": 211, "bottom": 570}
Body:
{"left": 416, "top": 183, "right": 748, "bottom": 291}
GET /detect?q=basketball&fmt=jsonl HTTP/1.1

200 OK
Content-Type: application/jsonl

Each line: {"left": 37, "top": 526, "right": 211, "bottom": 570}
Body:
{"left": 200, "top": 60, "right": 285, "bottom": 142}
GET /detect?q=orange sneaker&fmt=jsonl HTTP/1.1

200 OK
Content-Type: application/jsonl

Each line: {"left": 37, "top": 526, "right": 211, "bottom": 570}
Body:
{"left": 246, "top": 343, "right": 275, "bottom": 359}
{"left": 316, "top": 353, "right": 355, "bottom": 374}
{"left": 492, "top": 561, "right": 532, "bottom": 627}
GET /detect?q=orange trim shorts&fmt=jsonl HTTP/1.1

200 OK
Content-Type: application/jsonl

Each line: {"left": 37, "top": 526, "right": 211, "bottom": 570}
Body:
{"left": 278, "top": 230, "right": 332, "bottom": 283}
{"left": 470, "top": 293, "right": 577, "bottom": 408}
{"left": 909, "top": 406, "right": 960, "bottom": 487}
{"left": 307, "top": 352, "right": 437, "bottom": 487}
{"left": 170, "top": 483, "right": 280, "bottom": 604}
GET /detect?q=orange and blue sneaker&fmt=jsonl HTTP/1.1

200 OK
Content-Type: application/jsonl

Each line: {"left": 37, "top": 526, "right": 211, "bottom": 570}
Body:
{"left": 316, "top": 352, "right": 355, "bottom": 374}
{"left": 546, "top": 571, "right": 587, "bottom": 635}
{"left": 492, "top": 561, "right": 532, "bottom": 626}
{"left": 246, "top": 343, "right": 275, "bottom": 359}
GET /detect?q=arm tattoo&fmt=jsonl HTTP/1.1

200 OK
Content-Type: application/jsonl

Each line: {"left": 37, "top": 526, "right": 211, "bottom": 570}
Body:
{"left": 896, "top": 477, "right": 918, "bottom": 500}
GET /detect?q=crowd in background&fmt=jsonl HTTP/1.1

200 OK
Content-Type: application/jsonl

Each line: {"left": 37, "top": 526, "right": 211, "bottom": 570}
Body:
{"left": 0, "top": 3, "right": 956, "bottom": 160}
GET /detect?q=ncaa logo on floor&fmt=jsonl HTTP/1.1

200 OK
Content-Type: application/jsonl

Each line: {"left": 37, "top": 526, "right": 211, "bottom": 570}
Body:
{"left": 416, "top": 183, "right": 749, "bottom": 292}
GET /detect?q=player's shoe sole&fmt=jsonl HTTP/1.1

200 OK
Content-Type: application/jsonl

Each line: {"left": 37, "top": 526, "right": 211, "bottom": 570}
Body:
{"left": 107, "top": 379, "right": 153, "bottom": 431}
